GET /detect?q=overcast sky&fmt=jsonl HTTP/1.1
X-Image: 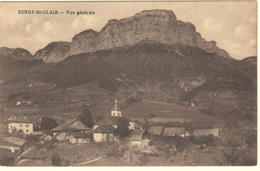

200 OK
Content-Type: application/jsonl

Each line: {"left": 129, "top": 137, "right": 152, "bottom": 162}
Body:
{"left": 0, "top": 1, "right": 257, "bottom": 60}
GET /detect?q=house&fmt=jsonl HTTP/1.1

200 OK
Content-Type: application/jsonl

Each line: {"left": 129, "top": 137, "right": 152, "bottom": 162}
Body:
{"left": 69, "top": 132, "right": 92, "bottom": 144}
{"left": 129, "top": 129, "right": 150, "bottom": 146}
{"left": 93, "top": 116, "right": 118, "bottom": 130}
{"left": 162, "top": 127, "right": 186, "bottom": 137}
{"left": 1, "top": 137, "right": 25, "bottom": 153}
{"left": 51, "top": 118, "right": 92, "bottom": 143}
{"left": 8, "top": 116, "right": 33, "bottom": 135}
{"left": 148, "top": 126, "right": 164, "bottom": 136}
{"left": 39, "top": 134, "right": 52, "bottom": 142}
{"left": 51, "top": 119, "right": 91, "bottom": 136}
{"left": 93, "top": 124, "right": 115, "bottom": 142}
{"left": 193, "top": 129, "right": 220, "bottom": 137}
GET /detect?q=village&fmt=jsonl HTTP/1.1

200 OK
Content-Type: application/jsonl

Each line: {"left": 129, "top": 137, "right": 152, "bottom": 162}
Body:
{"left": 0, "top": 98, "right": 222, "bottom": 166}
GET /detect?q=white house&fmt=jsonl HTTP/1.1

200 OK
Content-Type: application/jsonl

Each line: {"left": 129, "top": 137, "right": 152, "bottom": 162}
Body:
{"left": 8, "top": 116, "right": 33, "bottom": 135}
{"left": 93, "top": 124, "right": 115, "bottom": 142}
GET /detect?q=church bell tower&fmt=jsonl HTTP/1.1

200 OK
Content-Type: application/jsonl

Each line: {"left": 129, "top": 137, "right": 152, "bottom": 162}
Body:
{"left": 111, "top": 99, "right": 121, "bottom": 117}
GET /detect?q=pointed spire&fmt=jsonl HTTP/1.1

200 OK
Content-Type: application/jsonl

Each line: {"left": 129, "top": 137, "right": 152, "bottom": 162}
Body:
{"left": 114, "top": 98, "right": 118, "bottom": 111}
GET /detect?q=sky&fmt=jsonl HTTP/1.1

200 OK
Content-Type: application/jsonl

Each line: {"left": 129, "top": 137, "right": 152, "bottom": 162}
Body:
{"left": 0, "top": 1, "right": 257, "bottom": 60}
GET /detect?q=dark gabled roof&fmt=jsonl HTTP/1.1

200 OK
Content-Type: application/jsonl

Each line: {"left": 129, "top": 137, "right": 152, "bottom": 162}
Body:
{"left": 93, "top": 124, "right": 115, "bottom": 133}
{"left": 9, "top": 116, "right": 32, "bottom": 123}
{"left": 193, "top": 129, "right": 220, "bottom": 136}
{"left": 51, "top": 119, "right": 91, "bottom": 132}
{"left": 70, "top": 132, "right": 92, "bottom": 138}
{"left": 162, "top": 127, "right": 186, "bottom": 136}
{"left": 129, "top": 129, "right": 147, "bottom": 141}
{"left": 94, "top": 116, "right": 119, "bottom": 126}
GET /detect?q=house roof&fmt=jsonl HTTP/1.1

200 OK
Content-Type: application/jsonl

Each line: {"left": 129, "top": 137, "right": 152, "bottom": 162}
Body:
{"left": 129, "top": 129, "right": 147, "bottom": 141}
{"left": 51, "top": 119, "right": 91, "bottom": 132}
{"left": 94, "top": 116, "right": 119, "bottom": 126}
{"left": 162, "top": 127, "right": 186, "bottom": 136}
{"left": 40, "top": 134, "right": 52, "bottom": 140}
{"left": 3, "top": 137, "right": 26, "bottom": 147}
{"left": 9, "top": 116, "right": 32, "bottom": 123}
{"left": 93, "top": 124, "right": 115, "bottom": 133}
{"left": 148, "top": 126, "right": 164, "bottom": 135}
{"left": 71, "top": 132, "right": 92, "bottom": 138}
{"left": 193, "top": 129, "right": 220, "bottom": 136}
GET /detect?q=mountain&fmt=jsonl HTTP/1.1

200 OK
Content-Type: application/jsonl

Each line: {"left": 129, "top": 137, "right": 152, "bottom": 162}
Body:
{"left": 0, "top": 47, "right": 51, "bottom": 84}
{"left": 34, "top": 41, "right": 71, "bottom": 63}
{"left": 0, "top": 47, "right": 34, "bottom": 61}
{"left": 41, "top": 41, "right": 253, "bottom": 103}
{"left": 66, "top": 10, "right": 230, "bottom": 59}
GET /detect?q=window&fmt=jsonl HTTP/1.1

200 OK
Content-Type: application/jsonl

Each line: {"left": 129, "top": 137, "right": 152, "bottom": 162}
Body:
{"left": 26, "top": 129, "right": 29, "bottom": 133}
{"left": 20, "top": 124, "right": 22, "bottom": 127}
{"left": 113, "top": 113, "right": 115, "bottom": 116}
{"left": 26, "top": 124, "right": 29, "bottom": 127}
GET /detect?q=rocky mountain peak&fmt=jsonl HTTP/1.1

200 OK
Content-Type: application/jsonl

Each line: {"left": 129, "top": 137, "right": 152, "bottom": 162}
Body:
{"left": 34, "top": 41, "right": 71, "bottom": 63}
{"left": 66, "top": 9, "right": 230, "bottom": 59}
{"left": 0, "top": 47, "right": 33, "bottom": 61}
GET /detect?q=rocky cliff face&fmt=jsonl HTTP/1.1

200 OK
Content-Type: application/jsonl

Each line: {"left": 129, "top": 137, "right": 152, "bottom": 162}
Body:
{"left": 34, "top": 41, "right": 70, "bottom": 63}
{"left": 0, "top": 47, "right": 33, "bottom": 61}
{"left": 67, "top": 10, "right": 230, "bottom": 58}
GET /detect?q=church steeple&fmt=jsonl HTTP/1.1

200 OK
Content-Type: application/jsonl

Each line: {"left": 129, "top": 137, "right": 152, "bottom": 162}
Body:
{"left": 111, "top": 98, "right": 121, "bottom": 117}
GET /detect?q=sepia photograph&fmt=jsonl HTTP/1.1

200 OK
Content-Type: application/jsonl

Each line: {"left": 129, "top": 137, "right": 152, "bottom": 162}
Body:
{"left": 0, "top": 1, "right": 257, "bottom": 166}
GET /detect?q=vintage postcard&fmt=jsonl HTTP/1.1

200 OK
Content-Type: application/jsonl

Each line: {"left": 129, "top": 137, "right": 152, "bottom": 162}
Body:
{"left": 0, "top": 1, "right": 257, "bottom": 167}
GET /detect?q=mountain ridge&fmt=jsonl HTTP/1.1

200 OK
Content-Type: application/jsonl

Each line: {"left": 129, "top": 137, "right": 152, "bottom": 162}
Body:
{"left": 66, "top": 9, "right": 230, "bottom": 59}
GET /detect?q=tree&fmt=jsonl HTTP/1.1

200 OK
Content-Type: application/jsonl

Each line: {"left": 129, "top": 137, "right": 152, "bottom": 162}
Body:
{"left": 40, "top": 117, "right": 58, "bottom": 130}
{"left": 220, "top": 122, "right": 256, "bottom": 166}
{"left": 77, "top": 108, "right": 94, "bottom": 128}
{"left": 51, "top": 153, "right": 61, "bottom": 166}
{"left": 0, "top": 156, "right": 15, "bottom": 166}
{"left": 115, "top": 117, "right": 130, "bottom": 138}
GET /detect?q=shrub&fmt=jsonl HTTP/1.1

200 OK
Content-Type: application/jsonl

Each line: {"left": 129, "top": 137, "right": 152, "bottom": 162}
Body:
{"left": 51, "top": 153, "right": 61, "bottom": 166}
{"left": 0, "top": 156, "right": 15, "bottom": 166}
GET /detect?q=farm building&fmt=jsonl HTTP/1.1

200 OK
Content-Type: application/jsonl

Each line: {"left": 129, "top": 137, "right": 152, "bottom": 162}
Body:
{"left": 69, "top": 132, "right": 92, "bottom": 144}
{"left": 51, "top": 119, "right": 91, "bottom": 136}
{"left": 39, "top": 134, "right": 52, "bottom": 142}
{"left": 51, "top": 118, "right": 92, "bottom": 143}
{"left": 1, "top": 137, "right": 25, "bottom": 153}
{"left": 129, "top": 129, "right": 150, "bottom": 146}
{"left": 55, "top": 133, "right": 67, "bottom": 142}
{"left": 148, "top": 126, "right": 164, "bottom": 136}
{"left": 162, "top": 127, "right": 186, "bottom": 137}
{"left": 147, "top": 117, "right": 192, "bottom": 124}
{"left": 193, "top": 129, "right": 220, "bottom": 137}
{"left": 93, "top": 124, "right": 115, "bottom": 142}
{"left": 8, "top": 116, "right": 33, "bottom": 135}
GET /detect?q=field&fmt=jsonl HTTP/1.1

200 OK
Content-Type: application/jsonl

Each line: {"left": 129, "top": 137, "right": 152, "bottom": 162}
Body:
{"left": 123, "top": 101, "right": 226, "bottom": 128}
